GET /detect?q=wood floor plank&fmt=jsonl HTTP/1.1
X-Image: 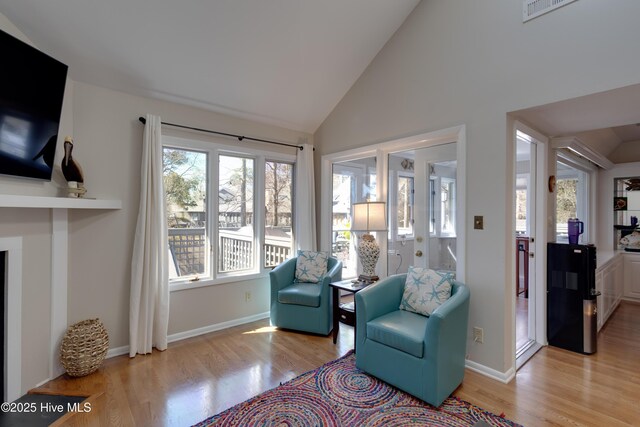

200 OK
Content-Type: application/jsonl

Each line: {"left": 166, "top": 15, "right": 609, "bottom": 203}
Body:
{"left": 40, "top": 302, "right": 640, "bottom": 426}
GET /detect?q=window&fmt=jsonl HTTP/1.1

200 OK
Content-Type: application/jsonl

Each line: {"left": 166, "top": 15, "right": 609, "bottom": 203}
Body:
{"left": 429, "top": 164, "right": 457, "bottom": 238}
{"left": 397, "top": 175, "right": 414, "bottom": 237}
{"left": 164, "top": 147, "right": 208, "bottom": 280}
{"left": 163, "top": 137, "right": 295, "bottom": 289}
{"left": 218, "top": 155, "right": 255, "bottom": 273}
{"left": 331, "top": 158, "right": 377, "bottom": 279}
{"left": 556, "top": 156, "right": 591, "bottom": 242}
{"left": 440, "top": 177, "right": 456, "bottom": 235}
{"left": 515, "top": 184, "right": 528, "bottom": 235}
{"left": 429, "top": 178, "right": 435, "bottom": 234}
{"left": 264, "top": 161, "right": 293, "bottom": 268}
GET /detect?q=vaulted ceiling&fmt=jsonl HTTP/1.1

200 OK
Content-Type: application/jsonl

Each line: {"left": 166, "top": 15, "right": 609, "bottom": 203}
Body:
{"left": 0, "top": 0, "right": 420, "bottom": 133}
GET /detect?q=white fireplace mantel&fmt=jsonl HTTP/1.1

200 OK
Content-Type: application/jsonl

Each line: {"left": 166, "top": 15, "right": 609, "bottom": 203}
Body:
{"left": 0, "top": 194, "right": 121, "bottom": 209}
{"left": 0, "top": 194, "right": 121, "bottom": 393}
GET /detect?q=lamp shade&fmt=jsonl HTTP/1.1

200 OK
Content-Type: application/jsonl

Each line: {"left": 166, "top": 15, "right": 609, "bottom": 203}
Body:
{"left": 351, "top": 201, "right": 387, "bottom": 232}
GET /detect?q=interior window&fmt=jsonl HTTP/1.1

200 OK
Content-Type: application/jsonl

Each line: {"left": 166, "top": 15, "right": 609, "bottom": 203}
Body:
{"left": 429, "top": 164, "right": 457, "bottom": 238}
{"left": 331, "top": 158, "right": 377, "bottom": 279}
{"left": 515, "top": 177, "right": 528, "bottom": 235}
{"left": 397, "top": 175, "right": 414, "bottom": 237}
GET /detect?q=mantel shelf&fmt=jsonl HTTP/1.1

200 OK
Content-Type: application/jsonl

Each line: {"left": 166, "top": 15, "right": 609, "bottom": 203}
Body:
{"left": 0, "top": 194, "right": 121, "bottom": 209}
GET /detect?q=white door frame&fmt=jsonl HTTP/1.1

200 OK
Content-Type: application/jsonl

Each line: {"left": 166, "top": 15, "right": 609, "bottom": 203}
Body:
{"left": 320, "top": 125, "right": 466, "bottom": 283}
{"left": 513, "top": 121, "right": 548, "bottom": 368}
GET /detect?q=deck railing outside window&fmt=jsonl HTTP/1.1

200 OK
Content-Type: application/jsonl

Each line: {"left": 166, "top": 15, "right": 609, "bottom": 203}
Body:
{"left": 168, "top": 227, "right": 291, "bottom": 279}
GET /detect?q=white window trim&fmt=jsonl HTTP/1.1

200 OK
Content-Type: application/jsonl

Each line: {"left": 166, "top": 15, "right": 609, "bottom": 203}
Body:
{"left": 163, "top": 135, "right": 296, "bottom": 291}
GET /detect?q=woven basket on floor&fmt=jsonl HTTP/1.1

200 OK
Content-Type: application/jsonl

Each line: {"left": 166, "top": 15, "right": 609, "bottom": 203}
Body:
{"left": 60, "top": 318, "right": 109, "bottom": 377}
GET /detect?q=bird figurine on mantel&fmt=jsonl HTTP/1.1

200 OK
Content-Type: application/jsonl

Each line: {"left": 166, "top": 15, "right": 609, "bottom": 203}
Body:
{"left": 61, "top": 136, "right": 87, "bottom": 197}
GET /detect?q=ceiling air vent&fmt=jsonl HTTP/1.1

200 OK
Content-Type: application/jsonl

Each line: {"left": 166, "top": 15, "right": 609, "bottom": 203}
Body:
{"left": 523, "top": 0, "right": 578, "bottom": 22}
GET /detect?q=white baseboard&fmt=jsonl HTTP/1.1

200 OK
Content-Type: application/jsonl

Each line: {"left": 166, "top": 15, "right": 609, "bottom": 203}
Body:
{"left": 107, "top": 345, "right": 130, "bottom": 359}
{"left": 106, "top": 311, "right": 271, "bottom": 359}
{"left": 167, "top": 311, "right": 270, "bottom": 343}
{"left": 465, "top": 360, "right": 515, "bottom": 384}
{"left": 34, "top": 377, "right": 52, "bottom": 388}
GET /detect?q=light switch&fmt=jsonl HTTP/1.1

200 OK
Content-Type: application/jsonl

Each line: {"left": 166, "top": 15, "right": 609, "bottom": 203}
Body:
{"left": 474, "top": 215, "right": 484, "bottom": 230}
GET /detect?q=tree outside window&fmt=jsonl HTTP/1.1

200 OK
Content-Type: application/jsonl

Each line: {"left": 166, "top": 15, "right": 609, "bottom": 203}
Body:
{"left": 218, "top": 155, "right": 255, "bottom": 273}
{"left": 163, "top": 148, "right": 207, "bottom": 278}
{"left": 264, "top": 161, "right": 293, "bottom": 267}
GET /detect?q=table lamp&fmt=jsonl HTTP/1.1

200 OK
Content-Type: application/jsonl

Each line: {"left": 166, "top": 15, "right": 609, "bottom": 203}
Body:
{"left": 351, "top": 201, "right": 387, "bottom": 283}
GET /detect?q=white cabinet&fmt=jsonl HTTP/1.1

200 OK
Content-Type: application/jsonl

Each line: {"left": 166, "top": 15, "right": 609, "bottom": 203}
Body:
{"left": 596, "top": 254, "right": 624, "bottom": 331}
{"left": 623, "top": 253, "right": 640, "bottom": 300}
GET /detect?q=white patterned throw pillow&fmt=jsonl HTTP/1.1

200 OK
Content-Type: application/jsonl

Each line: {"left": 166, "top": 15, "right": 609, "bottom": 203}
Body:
{"left": 295, "top": 250, "right": 329, "bottom": 283}
{"left": 399, "top": 267, "right": 454, "bottom": 316}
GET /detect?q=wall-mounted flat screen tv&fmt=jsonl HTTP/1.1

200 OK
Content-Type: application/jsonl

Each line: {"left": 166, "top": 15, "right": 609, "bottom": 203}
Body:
{"left": 0, "top": 29, "right": 68, "bottom": 181}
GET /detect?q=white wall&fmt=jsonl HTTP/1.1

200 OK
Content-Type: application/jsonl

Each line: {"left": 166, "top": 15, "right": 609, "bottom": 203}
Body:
{"left": 315, "top": 0, "right": 640, "bottom": 374}
{"left": 68, "top": 82, "right": 311, "bottom": 349}
{"left": 0, "top": 12, "right": 312, "bottom": 389}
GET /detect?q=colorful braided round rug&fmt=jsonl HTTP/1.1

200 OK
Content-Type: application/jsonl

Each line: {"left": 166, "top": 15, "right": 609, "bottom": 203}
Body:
{"left": 193, "top": 351, "right": 521, "bottom": 427}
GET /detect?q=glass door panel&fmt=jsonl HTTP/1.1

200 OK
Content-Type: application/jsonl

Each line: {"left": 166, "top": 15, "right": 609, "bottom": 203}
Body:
{"left": 388, "top": 143, "right": 457, "bottom": 276}
{"left": 331, "top": 157, "right": 377, "bottom": 279}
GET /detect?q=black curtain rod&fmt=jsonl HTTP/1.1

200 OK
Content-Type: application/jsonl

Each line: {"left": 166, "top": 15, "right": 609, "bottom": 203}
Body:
{"left": 138, "top": 116, "right": 305, "bottom": 151}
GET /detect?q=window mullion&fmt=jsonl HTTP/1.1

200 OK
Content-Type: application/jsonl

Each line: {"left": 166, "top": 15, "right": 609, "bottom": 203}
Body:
{"left": 255, "top": 156, "right": 266, "bottom": 274}
{"left": 211, "top": 148, "right": 219, "bottom": 280}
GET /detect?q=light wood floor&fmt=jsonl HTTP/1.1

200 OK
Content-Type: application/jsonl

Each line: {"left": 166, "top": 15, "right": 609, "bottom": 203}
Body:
{"left": 39, "top": 302, "right": 640, "bottom": 426}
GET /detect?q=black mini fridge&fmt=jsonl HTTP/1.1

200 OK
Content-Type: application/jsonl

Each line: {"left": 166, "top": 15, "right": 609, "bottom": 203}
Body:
{"left": 547, "top": 243, "right": 599, "bottom": 354}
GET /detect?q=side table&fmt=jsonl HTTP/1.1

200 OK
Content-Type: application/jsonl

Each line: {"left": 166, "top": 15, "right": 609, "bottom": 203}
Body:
{"left": 329, "top": 279, "right": 371, "bottom": 347}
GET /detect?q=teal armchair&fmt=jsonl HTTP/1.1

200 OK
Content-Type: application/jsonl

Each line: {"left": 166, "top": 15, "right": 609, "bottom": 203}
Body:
{"left": 270, "top": 256, "right": 342, "bottom": 335}
{"left": 355, "top": 274, "right": 470, "bottom": 406}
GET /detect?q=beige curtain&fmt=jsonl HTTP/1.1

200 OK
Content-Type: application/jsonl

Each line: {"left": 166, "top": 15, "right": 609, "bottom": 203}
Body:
{"left": 295, "top": 142, "right": 316, "bottom": 250}
{"left": 129, "top": 114, "right": 169, "bottom": 356}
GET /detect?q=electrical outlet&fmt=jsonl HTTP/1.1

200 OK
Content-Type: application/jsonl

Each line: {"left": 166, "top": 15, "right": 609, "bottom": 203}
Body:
{"left": 473, "top": 326, "right": 484, "bottom": 343}
{"left": 244, "top": 291, "right": 251, "bottom": 302}
{"left": 474, "top": 216, "right": 484, "bottom": 230}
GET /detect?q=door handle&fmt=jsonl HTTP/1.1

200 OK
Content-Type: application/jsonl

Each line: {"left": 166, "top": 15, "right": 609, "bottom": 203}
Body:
{"left": 415, "top": 250, "right": 423, "bottom": 257}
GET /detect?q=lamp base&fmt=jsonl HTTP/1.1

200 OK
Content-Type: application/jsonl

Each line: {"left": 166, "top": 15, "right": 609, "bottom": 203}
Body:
{"left": 356, "top": 233, "right": 380, "bottom": 284}
{"left": 357, "top": 274, "right": 379, "bottom": 284}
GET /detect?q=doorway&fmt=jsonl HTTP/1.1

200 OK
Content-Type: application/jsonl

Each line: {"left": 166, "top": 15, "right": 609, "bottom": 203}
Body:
{"left": 320, "top": 125, "right": 466, "bottom": 284}
{"left": 514, "top": 124, "right": 546, "bottom": 368}
{"left": 330, "top": 158, "right": 377, "bottom": 279}
{"left": 388, "top": 144, "right": 457, "bottom": 274}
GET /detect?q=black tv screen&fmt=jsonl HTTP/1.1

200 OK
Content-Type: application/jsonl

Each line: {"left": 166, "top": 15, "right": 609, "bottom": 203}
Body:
{"left": 0, "top": 29, "right": 68, "bottom": 181}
